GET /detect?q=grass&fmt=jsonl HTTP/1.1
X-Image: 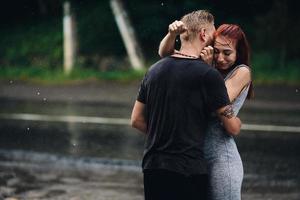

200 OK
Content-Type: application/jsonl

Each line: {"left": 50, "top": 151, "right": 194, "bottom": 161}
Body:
{"left": 251, "top": 53, "right": 300, "bottom": 85}
{"left": 0, "top": 66, "right": 146, "bottom": 85}
{"left": 0, "top": 58, "right": 299, "bottom": 85}
{"left": 253, "top": 66, "right": 300, "bottom": 85}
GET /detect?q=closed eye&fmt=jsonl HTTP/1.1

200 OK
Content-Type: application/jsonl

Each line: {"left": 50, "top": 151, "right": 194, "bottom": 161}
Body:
{"left": 224, "top": 50, "right": 232, "bottom": 56}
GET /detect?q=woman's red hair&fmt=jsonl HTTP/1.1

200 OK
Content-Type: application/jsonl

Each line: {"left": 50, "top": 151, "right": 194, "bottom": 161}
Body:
{"left": 215, "top": 24, "right": 254, "bottom": 99}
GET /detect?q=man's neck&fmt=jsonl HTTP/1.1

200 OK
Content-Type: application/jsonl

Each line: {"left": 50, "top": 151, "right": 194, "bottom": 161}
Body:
{"left": 179, "top": 41, "right": 206, "bottom": 58}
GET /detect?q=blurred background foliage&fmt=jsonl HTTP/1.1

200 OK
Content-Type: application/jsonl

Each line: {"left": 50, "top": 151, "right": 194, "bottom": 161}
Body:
{"left": 0, "top": 0, "right": 299, "bottom": 83}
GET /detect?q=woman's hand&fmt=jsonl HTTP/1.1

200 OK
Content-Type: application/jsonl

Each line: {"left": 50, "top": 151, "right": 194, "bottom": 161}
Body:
{"left": 168, "top": 20, "right": 187, "bottom": 37}
{"left": 200, "top": 46, "right": 214, "bottom": 65}
{"left": 158, "top": 20, "right": 186, "bottom": 57}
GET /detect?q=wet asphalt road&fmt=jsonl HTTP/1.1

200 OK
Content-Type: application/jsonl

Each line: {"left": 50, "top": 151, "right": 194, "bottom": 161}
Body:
{"left": 0, "top": 81, "right": 300, "bottom": 199}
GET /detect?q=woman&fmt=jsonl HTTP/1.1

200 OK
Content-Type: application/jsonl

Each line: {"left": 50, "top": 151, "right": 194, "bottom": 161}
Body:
{"left": 158, "top": 21, "right": 254, "bottom": 200}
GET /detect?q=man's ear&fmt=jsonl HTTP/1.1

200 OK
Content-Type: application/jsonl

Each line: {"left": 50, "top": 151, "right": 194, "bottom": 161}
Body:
{"left": 199, "top": 28, "right": 206, "bottom": 42}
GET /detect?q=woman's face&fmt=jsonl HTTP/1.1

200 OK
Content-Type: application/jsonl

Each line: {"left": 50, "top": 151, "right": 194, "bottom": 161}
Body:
{"left": 213, "top": 36, "right": 237, "bottom": 70}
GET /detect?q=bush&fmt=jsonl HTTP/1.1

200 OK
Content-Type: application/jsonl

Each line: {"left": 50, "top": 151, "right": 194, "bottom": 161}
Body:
{"left": 0, "top": 19, "right": 62, "bottom": 68}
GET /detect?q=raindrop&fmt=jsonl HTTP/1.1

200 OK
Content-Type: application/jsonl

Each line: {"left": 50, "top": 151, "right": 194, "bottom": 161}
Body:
{"left": 37, "top": 92, "right": 40, "bottom": 95}
{"left": 9, "top": 80, "right": 13, "bottom": 84}
{"left": 27, "top": 127, "right": 30, "bottom": 131}
{"left": 43, "top": 98, "right": 47, "bottom": 101}
{"left": 161, "top": 2, "right": 164, "bottom": 6}
{"left": 73, "top": 143, "right": 76, "bottom": 146}
{"left": 296, "top": 89, "right": 299, "bottom": 93}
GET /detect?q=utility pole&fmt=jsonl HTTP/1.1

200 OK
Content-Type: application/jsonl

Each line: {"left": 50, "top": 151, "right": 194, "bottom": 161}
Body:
{"left": 110, "top": 0, "right": 145, "bottom": 70}
{"left": 63, "top": 1, "right": 77, "bottom": 75}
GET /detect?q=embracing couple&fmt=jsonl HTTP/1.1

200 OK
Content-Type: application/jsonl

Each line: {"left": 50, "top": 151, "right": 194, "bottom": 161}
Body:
{"left": 131, "top": 10, "right": 253, "bottom": 200}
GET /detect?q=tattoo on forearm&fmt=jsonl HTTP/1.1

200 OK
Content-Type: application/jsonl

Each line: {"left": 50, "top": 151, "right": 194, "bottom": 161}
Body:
{"left": 221, "top": 105, "right": 234, "bottom": 119}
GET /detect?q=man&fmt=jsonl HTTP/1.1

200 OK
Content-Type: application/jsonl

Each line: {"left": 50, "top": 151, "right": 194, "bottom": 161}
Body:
{"left": 131, "top": 10, "right": 241, "bottom": 200}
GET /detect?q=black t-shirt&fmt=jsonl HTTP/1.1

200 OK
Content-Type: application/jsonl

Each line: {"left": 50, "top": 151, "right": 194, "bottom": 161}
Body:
{"left": 137, "top": 56, "right": 230, "bottom": 176}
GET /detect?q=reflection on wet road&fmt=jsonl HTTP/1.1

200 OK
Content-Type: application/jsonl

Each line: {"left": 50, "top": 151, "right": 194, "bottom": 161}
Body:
{"left": 0, "top": 119, "right": 144, "bottom": 160}
{"left": 0, "top": 100, "right": 300, "bottom": 199}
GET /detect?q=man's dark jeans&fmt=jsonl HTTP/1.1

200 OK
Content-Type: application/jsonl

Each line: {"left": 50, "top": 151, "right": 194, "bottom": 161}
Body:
{"left": 143, "top": 169, "right": 208, "bottom": 200}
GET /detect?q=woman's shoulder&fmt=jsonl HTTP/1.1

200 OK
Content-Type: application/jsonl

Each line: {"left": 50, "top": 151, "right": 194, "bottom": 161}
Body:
{"left": 231, "top": 64, "right": 251, "bottom": 76}
{"left": 236, "top": 64, "right": 251, "bottom": 72}
{"left": 225, "top": 64, "right": 251, "bottom": 84}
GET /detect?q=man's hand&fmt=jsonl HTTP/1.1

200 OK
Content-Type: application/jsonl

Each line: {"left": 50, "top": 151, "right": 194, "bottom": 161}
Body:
{"left": 200, "top": 46, "right": 214, "bottom": 65}
{"left": 168, "top": 20, "right": 187, "bottom": 37}
{"left": 217, "top": 105, "right": 241, "bottom": 136}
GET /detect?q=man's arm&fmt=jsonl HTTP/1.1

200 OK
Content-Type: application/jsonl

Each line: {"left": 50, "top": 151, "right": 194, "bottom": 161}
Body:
{"left": 203, "top": 69, "right": 241, "bottom": 136}
{"left": 131, "top": 100, "right": 147, "bottom": 134}
{"left": 216, "top": 105, "right": 241, "bottom": 136}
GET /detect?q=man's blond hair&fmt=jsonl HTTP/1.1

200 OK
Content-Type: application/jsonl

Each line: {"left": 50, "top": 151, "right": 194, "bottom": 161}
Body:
{"left": 180, "top": 10, "right": 214, "bottom": 41}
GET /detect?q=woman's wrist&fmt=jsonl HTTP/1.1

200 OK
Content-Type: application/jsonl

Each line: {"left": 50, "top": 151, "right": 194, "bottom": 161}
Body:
{"left": 167, "top": 31, "right": 177, "bottom": 40}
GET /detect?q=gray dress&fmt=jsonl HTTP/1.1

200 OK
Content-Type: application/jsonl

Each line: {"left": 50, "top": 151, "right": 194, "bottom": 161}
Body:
{"left": 204, "top": 65, "right": 250, "bottom": 200}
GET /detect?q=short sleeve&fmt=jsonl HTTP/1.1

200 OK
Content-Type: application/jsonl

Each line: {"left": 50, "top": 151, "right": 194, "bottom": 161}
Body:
{"left": 136, "top": 74, "right": 147, "bottom": 104}
{"left": 203, "top": 69, "right": 230, "bottom": 112}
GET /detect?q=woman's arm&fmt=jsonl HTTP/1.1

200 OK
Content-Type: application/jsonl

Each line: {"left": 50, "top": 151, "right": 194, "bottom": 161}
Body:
{"left": 158, "top": 20, "right": 214, "bottom": 65}
{"left": 225, "top": 67, "right": 251, "bottom": 102}
{"left": 158, "top": 20, "right": 186, "bottom": 57}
